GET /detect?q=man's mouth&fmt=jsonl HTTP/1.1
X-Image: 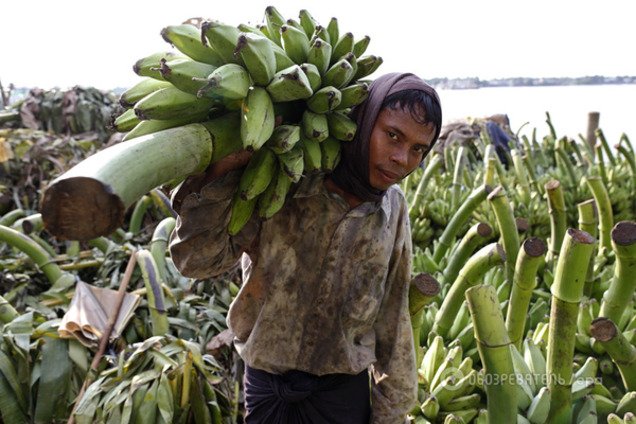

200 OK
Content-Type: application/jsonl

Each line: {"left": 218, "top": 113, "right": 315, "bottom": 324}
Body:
{"left": 377, "top": 167, "right": 402, "bottom": 184}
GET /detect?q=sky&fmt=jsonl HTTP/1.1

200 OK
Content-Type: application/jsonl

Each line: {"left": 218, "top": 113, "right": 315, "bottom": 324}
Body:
{"left": 2, "top": 0, "right": 636, "bottom": 91}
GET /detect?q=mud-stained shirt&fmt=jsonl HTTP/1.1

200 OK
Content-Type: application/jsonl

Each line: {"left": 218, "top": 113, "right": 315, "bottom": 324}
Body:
{"left": 169, "top": 170, "right": 417, "bottom": 424}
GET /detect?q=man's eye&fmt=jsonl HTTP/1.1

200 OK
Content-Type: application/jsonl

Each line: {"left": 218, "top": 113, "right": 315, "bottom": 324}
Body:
{"left": 388, "top": 131, "right": 398, "bottom": 140}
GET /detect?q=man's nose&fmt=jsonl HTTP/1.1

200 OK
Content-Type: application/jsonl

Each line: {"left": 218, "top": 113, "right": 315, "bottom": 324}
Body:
{"left": 390, "top": 147, "right": 408, "bottom": 166}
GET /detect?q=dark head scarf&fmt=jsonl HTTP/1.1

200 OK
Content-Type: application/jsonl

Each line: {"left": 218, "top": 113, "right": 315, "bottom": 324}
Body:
{"left": 330, "top": 72, "right": 441, "bottom": 203}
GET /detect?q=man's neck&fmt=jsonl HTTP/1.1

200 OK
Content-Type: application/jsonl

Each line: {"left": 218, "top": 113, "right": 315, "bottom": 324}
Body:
{"left": 324, "top": 176, "right": 363, "bottom": 209}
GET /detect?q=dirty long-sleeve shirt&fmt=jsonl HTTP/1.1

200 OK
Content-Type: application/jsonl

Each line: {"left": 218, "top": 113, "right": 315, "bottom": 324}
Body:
{"left": 169, "top": 170, "right": 417, "bottom": 423}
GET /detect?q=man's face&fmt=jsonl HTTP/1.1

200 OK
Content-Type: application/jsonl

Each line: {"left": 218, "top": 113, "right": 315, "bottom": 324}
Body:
{"left": 368, "top": 106, "right": 436, "bottom": 190}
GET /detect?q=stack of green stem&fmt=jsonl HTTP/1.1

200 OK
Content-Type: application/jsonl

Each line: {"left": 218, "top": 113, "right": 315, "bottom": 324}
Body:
{"left": 487, "top": 186, "right": 520, "bottom": 285}
{"left": 505, "top": 237, "right": 547, "bottom": 349}
{"left": 590, "top": 317, "right": 636, "bottom": 391}
{"left": 443, "top": 222, "right": 493, "bottom": 286}
{"left": 409, "top": 273, "right": 441, "bottom": 365}
{"left": 432, "top": 243, "right": 505, "bottom": 338}
{"left": 408, "top": 154, "right": 443, "bottom": 219}
{"left": 451, "top": 146, "right": 465, "bottom": 211}
{"left": 600, "top": 221, "right": 636, "bottom": 323}
{"left": 577, "top": 199, "right": 598, "bottom": 296}
{"left": 545, "top": 180, "right": 566, "bottom": 264}
{"left": 585, "top": 176, "right": 614, "bottom": 253}
{"left": 136, "top": 249, "right": 169, "bottom": 336}
{"left": 465, "top": 284, "right": 517, "bottom": 423}
{"left": 546, "top": 228, "right": 596, "bottom": 424}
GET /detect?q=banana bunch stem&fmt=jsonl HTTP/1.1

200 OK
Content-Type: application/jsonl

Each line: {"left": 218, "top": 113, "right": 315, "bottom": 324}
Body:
{"left": 432, "top": 243, "right": 505, "bottom": 338}
{"left": 577, "top": 199, "right": 598, "bottom": 296}
{"left": 137, "top": 249, "right": 170, "bottom": 336}
{"left": 465, "top": 284, "right": 517, "bottom": 423}
{"left": 505, "top": 237, "right": 547, "bottom": 348}
{"left": 433, "top": 185, "right": 493, "bottom": 264}
{"left": 487, "top": 186, "right": 520, "bottom": 285}
{"left": 616, "top": 143, "right": 636, "bottom": 191}
{"left": 408, "top": 154, "right": 442, "bottom": 219}
{"left": 409, "top": 273, "right": 441, "bottom": 365}
{"left": 443, "top": 223, "right": 493, "bottom": 286}
{"left": 545, "top": 180, "right": 567, "bottom": 265}
{"left": 450, "top": 146, "right": 466, "bottom": 211}
{"left": 546, "top": 228, "right": 596, "bottom": 424}
{"left": 599, "top": 221, "right": 636, "bottom": 323}
{"left": 585, "top": 176, "right": 614, "bottom": 253}
{"left": 150, "top": 217, "right": 177, "bottom": 283}
{"left": 590, "top": 318, "right": 636, "bottom": 391}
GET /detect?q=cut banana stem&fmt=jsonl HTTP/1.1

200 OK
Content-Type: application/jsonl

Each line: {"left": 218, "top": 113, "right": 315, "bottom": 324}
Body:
{"left": 585, "top": 176, "right": 614, "bottom": 253}
{"left": 487, "top": 186, "right": 520, "bottom": 285}
{"left": 545, "top": 180, "right": 567, "bottom": 263}
{"left": 442, "top": 222, "right": 493, "bottom": 288}
{"left": 590, "top": 318, "right": 636, "bottom": 391}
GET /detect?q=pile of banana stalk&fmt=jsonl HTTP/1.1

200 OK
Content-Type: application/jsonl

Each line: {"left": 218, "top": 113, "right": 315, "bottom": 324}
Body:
{"left": 404, "top": 117, "right": 636, "bottom": 423}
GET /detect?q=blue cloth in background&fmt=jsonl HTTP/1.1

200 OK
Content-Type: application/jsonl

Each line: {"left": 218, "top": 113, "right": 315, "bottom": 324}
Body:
{"left": 486, "top": 121, "right": 513, "bottom": 167}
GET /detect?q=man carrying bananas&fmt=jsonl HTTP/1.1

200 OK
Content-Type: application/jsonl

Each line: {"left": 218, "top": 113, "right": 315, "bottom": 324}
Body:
{"left": 170, "top": 72, "right": 442, "bottom": 423}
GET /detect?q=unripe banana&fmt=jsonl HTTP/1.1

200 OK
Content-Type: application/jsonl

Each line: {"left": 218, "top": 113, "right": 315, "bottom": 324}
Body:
{"left": 240, "top": 87, "right": 275, "bottom": 151}
{"left": 133, "top": 51, "right": 183, "bottom": 80}
{"left": 322, "top": 58, "right": 355, "bottom": 89}
{"left": 311, "top": 25, "right": 330, "bottom": 44}
{"left": 158, "top": 58, "right": 217, "bottom": 95}
{"left": 300, "top": 63, "right": 322, "bottom": 92}
{"left": 200, "top": 112, "right": 243, "bottom": 162}
{"left": 307, "top": 86, "right": 342, "bottom": 113}
{"left": 421, "top": 396, "right": 440, "bottom": 420}
{"left": 112, "top": 108, "right": 140, "bottom": 132}
{"left": 123, "top": 112, "right": 208, "bottom": 141}
{"left": 285, "top": 18, "right": 303, "bottom": 32}
{"left": 120, "top": 78, "right": 172, "bottom": 108}
{"left": 278, "top": 144, "right": 304, "bottom": 182}
{"left": 237, "top": 23, "right": 263, "bottom": 35}
{"left": 134, "top": 87, "right": 215, "bottom": 120}
{"left": 201, "top": 20, "right": 243, "bottom": 64}
{"left": 266, "top": 65, "right": 314, "bottom": 102}
{"left": 271, "top": 42, "right": 296, "bottom": 72}
{"left": 257, "top": 165, "right": 293, "bottom": 219}
{"left": 302, "top": 110, "right": 329, "bottom": 142}
{"left": 330, "top": 32, "right": 354, "bottom": 64}
{"left": 228, "top": 192, "right": 257, "bottom": 236}
{"left": 300, "top": 136, "right": 322, "bottom": 172}
{"left": 234, "top": 32, "right": 277, "bottom": 86}
{"left": 197, "top": 63, "right": 251, "bottom": 100}
{"left": 337, "top": 82, "right": 369, "bottom": 110}
{"left": 280, "top": 24, "right": 310, "bottom": 64}
{"left": 298, "top": 9, "right": 318, "bottom": 39}
{"left": 326, "top": 18, "right": 339, "bottom": 48}
{"left": 421, "top": 335, "right": 446, "bottom": 390}
{"left": 238, "top": 147, "right": 277, "bottom": 200}
{"left": 617, "top": 392, "right": 636, "bottom": 416}
{"left": 526, "top": 387, "right": 550, "bottom": 424}
{"left": 320, "top": 136, "right": 341, "bottom": 172}
{"left": 266, "top": 124, "right": 301, "bottom": 154}
{"left": 353, "top": 35, "right": 371, "bottom": 57}
{"left": 307, "top": 38, "right": 332, "bottom": 76}
{"left": 264, "top": 5, "right": 286, "bottom": 46}
{"left": 444, "top": 394, "right": 482, "bottom": 412}
{"left": 327, "top": 111, "right": 356, "bottom": 141}
{"left": 161, "top": 24, "right": 225, "bottom": 66}
{"left": 354, "top": 55, "right": 383, "bottom": 80}
{"left": 342, "top": 52, "right": 358, "bottom": 80}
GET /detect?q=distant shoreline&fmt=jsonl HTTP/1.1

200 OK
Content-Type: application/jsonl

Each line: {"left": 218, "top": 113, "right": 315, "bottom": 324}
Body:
{"left": 429, "top": 75, "right": 636, "bottom": 90}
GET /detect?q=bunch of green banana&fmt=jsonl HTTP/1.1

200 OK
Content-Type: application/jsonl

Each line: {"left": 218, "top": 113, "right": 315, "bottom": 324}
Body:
{"left": 111, "top": 6, "right": 382, "bottom": 234}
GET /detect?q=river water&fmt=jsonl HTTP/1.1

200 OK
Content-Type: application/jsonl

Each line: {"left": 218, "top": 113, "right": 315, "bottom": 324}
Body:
{"left": 437, "top": 84, "right": 636, "bottom": 147}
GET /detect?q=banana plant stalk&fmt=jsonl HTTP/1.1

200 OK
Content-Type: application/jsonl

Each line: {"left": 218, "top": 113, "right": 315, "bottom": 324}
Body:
{"left": 577, "top": 199, "right": 598, "bottom": 296}
{"left": 150, "top": 217, "right": 177, "bottom": 283}
{"left": 137, "top": 249, "right": 169, "bottom": 336}
{"left": 585, "top": 176, "right": 614, "bottom": 253}
{"left": 443, "top": 223, "right": 493, "bottom": 286}
{"left": 590, "top": 318, "right": 636, "bottom": 391}
{"left": 505, "top": 237, "right": 547, "bottom": 348}
{"left": 599, "top": 221, "right": 636, "bottom": 323}
{"left": 545, "top": 180, "right": 567, "bottom": 265}
{"left": 41, "top": 124, "right": 213, "bottom": 241}
{"left": 432, "top": 243, "right": 505, "bottom": 338}
{"left": 465, "top": 284, "right": 517, "bottom": 423}
{"left": 433, "top": 184, "right": 493, "bottom": 264}
{"left": 129, "top": 195, "right": 153, "bottom": 234}
{"left": 408, "top": 153, "right": 442, "bottom": 219}
{"left": 450, "top": 146, "right": 466, "bottom": 211}
{"left": 555, "top": 138, "right": 578, "bottom": 194}
{"left": 409, "top": 273, "right": 441, "bottom": 365}
{"left": 595, "top": 128, "right": 617, "bottom": 166}
{"left": 11, "top": 213, "right": 44, "bottom": 234}
{"left": 594, "top": 143, "right": 610, "bottom": 188}
{"left": 546, "top": 228, "right": 596, "bottom": 424}
{"left": 616, "top": 143, "right": 636, "bottom": 191}
{"left": 511, "top": 149, "right": 531, "bottom": 205}
{"left": 487, "top": 186, "right": 520, "bottom": 285}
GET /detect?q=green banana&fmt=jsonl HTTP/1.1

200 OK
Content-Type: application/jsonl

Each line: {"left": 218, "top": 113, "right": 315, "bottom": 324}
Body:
{"left": 327, "top": 111, "right": 356, "bottom": 141}
{"left": 300, "top": 136, "right": 322, "bottom": 172}
{"left": 133, "top": 51, "right": 183, "bottom": 80}
{"left": 280, "top": 24, "right": 310, "bottom": 64}
{"left": 576, "top": 395, "right": 598, "bottom": 424}
{"left": 307, "top": 86, "right": 342, "bottom": 113}
{"left": 134, "top": 86, "right": 215, "bottom": 120}
{"left": 353, "top": 55, "right": 383, "bottom": 80}
{"left": 266, "top": 124, "right": 301, "bottom": 154}
{"left": 228, "top": 192, "right": 257, "bottom": 236}
{"left": 625, "top": 412, "right": 636, "bottom": 424}
{"left": 353, "top": 35, "right": 371, "bottom": 57}
{"left": 235, "top": 32, "right": 277, "bottom": 86}
{"left": 300, "top": 63, "right": 322, "bottom": 92}
{"left": 311, "top": 25, "right": 330, "bottom": 45}
{"left": 523, "top": 338, "right": 547, "bottom": 390}
{"left": 237, "top": 23, "right": 263, "bottom": 35}
{"left": 298, "top": 9, "right": 318, "bottom": 39}
{"left": 201, "top": 20, "right": 243, "bottom": 64}
{"left": 266, "top": 65, "right": 314, "bottom": 102}
{"left": 119, "top": 78, "right": 172, "bottom": 108}
{"left": 526, "top": 386, "right": 550, "bottom": 424}
{"left": 510, "top": 344, "right": 537, "bottom": 395}
{"left": 257, "top": 165, "right": 293, "bottom": 219}
{"left": 573, "top": 357, "right": 598, "bottom": 382}
{"left": 285, "top": 18, "right": 303, "bottom": 32}
{"left": 264, "top": 5, "right": 286, "bottom": 46}
{"left": 200, "top": 112, "right": 243, "bottom": 162}
{"left": 271, "top": 41, "right": 297, "bottom": 71}
{"left": 617, "top": 392, "right": 636, "bottom": 416}
{"left": 326, "top": 18, "right": 339, "bottom": 48}
{"left": 160, "top": 24, "right": 224, "bottom": 66}
{"left": 320, "top": 136, "right": 341, "bottom": 172}
{"left": 307, "top": 38, "right": 332, "bottom": 75}
{"left": 444, "top": 394, "right": 482, "bottom": 412}
{"left": 421, "top": 396, "right": 440, "bottom": 420}
{"left": 112, "top": 108, "right": 140, "bottom": 132}
{"left": 302, "top": 110, "right": 329, "bottom": 142}
{"left": 238, "top": 147, "right": 277, "bottom": 200}
{"left": 337, "top": 82, "right": 369, "bottom": 109}
{"left": 278, "top": 144, "right": 304, "bottom": 182}
{"left": 421, "top": 335, "right": 446, "bottom": 390}
{"left": 240, "top": 87, "right": 275, "bottom": 151}
{"left": 330, "top": 32, "right": 354, "bottom": 63}
{"left": 122, "top": 112, "right": 208, "bottom": 141}
{"left": 158, "top": 58, "right": 216, "bottom": 95}
{"left": 322, "top": 58, "right": 355, "bottom": 89}
{"left": 198, "top": 63, "right": 251, "bottom": 100}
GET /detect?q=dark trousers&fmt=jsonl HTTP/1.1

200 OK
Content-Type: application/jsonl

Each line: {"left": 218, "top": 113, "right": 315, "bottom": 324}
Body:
{"left": 243, "top": 365, "right": 371, "bottom": 424}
